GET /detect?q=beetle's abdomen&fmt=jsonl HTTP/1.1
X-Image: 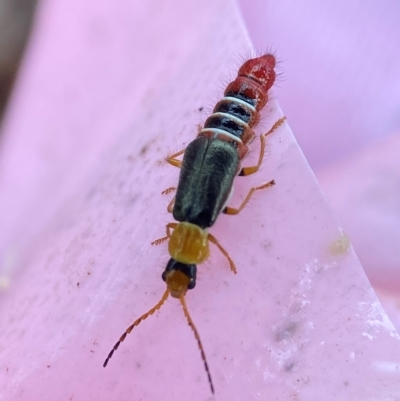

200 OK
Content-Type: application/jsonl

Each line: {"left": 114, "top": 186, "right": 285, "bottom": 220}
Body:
{"left": 199, "top": 54, "right": 276, "bottom": 159}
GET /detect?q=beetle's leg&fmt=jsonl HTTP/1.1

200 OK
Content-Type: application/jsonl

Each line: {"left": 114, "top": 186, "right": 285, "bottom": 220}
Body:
{"left": 166, "top": 149, "right": 185, "bottom": 168}
{"left": 151, "top": 222, "right": 178, "bottom": 246}
{"left": 166, "top": 196, "right": 176, "bottom": 213}
{"left": 159, "top": 191, "right": 176, "bottom": 213}
{"left": 162, "top": 187, "right": 177, "bottom": 195}
{"left": 207, "top": 233, "right": 237, "bottom": 274}
{"left": 223, "top": 180, "right": 275, "bottom": 215}
{"left": 239, "top": 116, "right": 286, "bottom": 176}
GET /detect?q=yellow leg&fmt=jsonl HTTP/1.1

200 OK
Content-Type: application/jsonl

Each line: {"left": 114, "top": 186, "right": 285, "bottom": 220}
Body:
{"left": 166, "top": 149, "right": 185, "bottom": 168}
{"left": 151, "top": 222, "right": 178, "bottom": 246}
{"left": 223, "top": 180, "right": 275, "bottom": 215}
{"left": 162, "top": 187, "right": 177, "bottom": 195}
{"left": 160, "top": 188, "right": 176, "bottom": 213}
{"left": 239, "top": 116, "right": 286, "bottom": 176}
{"left": 166, "top": 196, "right": 175, "bottom": 213}
{"left": 207, "top": 233, "right": 237, "bottom": 274}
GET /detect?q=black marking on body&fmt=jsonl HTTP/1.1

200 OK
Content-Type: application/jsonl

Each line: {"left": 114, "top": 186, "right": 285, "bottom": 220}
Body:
{"left": 213, "top": 99, "right": 252, "bottom": 124}
{"left": 204, "top": 114, "right": 245, "bottom": 138}
{"left": 224, "top": 86, "right": 257, "bottom": 107}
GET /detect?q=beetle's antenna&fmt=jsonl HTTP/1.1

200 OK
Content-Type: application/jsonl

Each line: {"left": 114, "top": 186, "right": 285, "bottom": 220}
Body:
{"left": 103, "top": 289, "right": 170, "bottom": 367}
{"left": 180, "top": 295, "right": 215, "bottom": 394}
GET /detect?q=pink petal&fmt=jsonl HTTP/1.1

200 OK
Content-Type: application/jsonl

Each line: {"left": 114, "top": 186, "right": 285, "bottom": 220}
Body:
{"left": 1, "top": 1, "right": 399, "bottom": 400}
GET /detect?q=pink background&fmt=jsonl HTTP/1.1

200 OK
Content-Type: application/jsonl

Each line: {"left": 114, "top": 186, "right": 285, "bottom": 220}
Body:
{"left": 0, "top": 0, "right": 399, "bottom": 399}
{"left": 239, "top": 0, "right": 400, "bottom": 296}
